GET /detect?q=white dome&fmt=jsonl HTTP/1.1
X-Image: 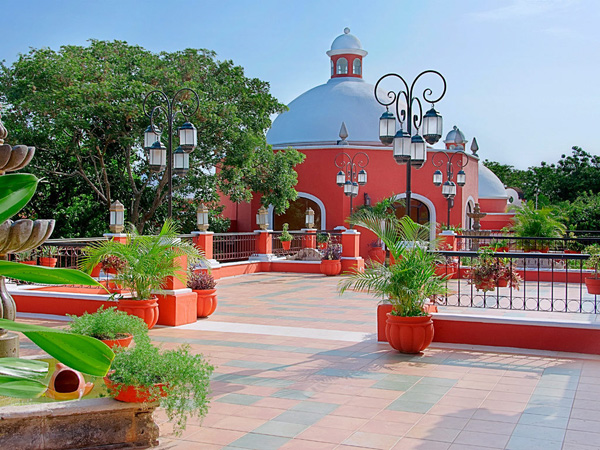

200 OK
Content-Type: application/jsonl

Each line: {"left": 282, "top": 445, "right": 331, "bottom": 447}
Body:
{"left": 444, "top": 126, "right": 467, "bottom": 145}
{"left": 478, "top": 162, "right": 508, "bottom": 199}
{"left": 267, "top": 78, "right": 388, "bottom": 147}
{"left": 331, "top": 28, "right": 363, "bottom": 51}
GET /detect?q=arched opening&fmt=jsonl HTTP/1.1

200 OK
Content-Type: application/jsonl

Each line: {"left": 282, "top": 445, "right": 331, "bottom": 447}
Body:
{"left": 274, "top": 197, "right": 323, "bottom": 230}
{"left": 393, "top": 199, "right": 430, "bottom": 226}
{"left": 330, "top": 60, "right": 334, "bottom": 76}
{"left": 465, "top": 199, "right": 475, "bottom": 231}
{"left": 337, "top": 58, "right": 348, "bottom": 75}
{"left": 352, "top": 58, "right": 361, "bottom": 75}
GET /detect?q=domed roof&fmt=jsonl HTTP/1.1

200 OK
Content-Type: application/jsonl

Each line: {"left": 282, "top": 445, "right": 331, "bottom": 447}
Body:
{"left": 327, "top": 28, "right": 367, "bottom": 57}
{"left": 331, "top": 28, "right": 362, "bottom": 50}
{"left": 478, "top": 161, "right": 508, "bottom": 199}
{"left": 444, "top": 125, "right": 467, "bottom": 145}
{"left": 267, "top": 78, "right": 388, "bottom": 147}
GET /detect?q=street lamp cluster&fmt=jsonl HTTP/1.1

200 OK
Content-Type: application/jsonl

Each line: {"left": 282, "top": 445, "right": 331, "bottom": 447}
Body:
{"left": 143, "top": 88, "right": 200, "bottom": 218}
{"left": 374, "top": 71, "right": 447, "bottom": 216}
{"left": 432, "top": 147, "right": 469, "bottom": 226}
{"left": 335, "top": 151, "right": 369, "bottom": 214}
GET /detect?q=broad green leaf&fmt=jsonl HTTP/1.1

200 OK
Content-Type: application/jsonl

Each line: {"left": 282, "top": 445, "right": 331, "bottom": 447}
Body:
{"left": 0, "top": 174, "right": 38, "bottom": 224}
{"left": 0, "top": 319, "right": 114, "bottom": 377}
{"left": 0, "top": 358, "right": 48, "bottom": 379}
{"left": 0, "top": 261, "right": 105, "bottom": 287}
{"left": 0, "top": 375, "right": 47, "bottom": 398}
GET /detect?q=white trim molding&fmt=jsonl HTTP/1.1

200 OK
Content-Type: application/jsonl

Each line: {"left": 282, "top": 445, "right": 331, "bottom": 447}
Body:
{"left": 268, "top": 192, "right": 327, "bottom": 230}
{"left": 390, "top": 193, "right": 437, "bottom": 241}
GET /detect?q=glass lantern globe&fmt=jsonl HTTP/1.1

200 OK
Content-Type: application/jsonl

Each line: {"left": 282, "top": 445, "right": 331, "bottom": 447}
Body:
{"left": 144, "top": 125, "right": 161, "bottom": 150}
{"left": 343, "top": 180, "right": 352, "bottom": 197}
{"left": 336, "top": 170, "right": 346, "bottom": 187}
{"left": 196, "top": 203, "right": 209, "bottom": 232}
{"left": 433, "top": 170, "right": 443, "bottom": 186}
{"left": 305, "top": 207, "right": 315, "bottom": 229}
{"left": 351, "top": 182, "right": 359, "bottom": 198}
{"left": 109, "top": 200, "right": 125, "bottom": 233}
{"left": 379, "top": 110, "right": 396, "bottom": 146}
{"left": 456, "top": 170, "right": 466, "bottom": 187}
{"left": 442, "top": 180, "right": 456, "bottom": 198}
{"left": 393, "top": 129, "right": 411, "bottom": 164}
{"left": 410, "top": 134, "right": 427, "bottom": 167}
{"left": 148, "top": 140, "right": 167, "bottom": 172}
{"left": 357, "top": 169, "right": 367, "bottom": 186}
{"left": 422, "top": 107, "right": 443, "bottom": 145}
{"left": 173, "top": 146, "right": 189, "bottom": 176}
{"left": 178, "top": 122, "right": 198, "bottom": 152}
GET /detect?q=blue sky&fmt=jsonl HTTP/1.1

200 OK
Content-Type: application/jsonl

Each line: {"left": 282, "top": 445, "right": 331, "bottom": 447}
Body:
{"left": 1, "top": 0, "right": 598, "bottom": 168}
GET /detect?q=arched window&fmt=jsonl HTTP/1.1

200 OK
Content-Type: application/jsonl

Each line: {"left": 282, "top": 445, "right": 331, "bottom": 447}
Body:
{"left": 331, "top": 60, "right": 334, "bottom": 76}
{"left": 274, "top": 197, "right": 323, "bottom": 231}
{"left": 393, "top": 199, "right": 430, "bottom": 227}
{"left": 353, "top": 58, "right": 361, "bottom": 75}
{"left": 337, "top": 58, "right": 348, "bottom": 75}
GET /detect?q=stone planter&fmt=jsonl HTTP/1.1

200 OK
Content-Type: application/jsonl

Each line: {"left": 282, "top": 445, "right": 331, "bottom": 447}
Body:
{"left": 117, "top": 298, "right": 159, "bottom": 330}
{"left": 368, "top": 247, "right": 386, "bottom": 264}
{"left": 585, "top": 276, "right": 600, "bottom": 295}
{"left": 386, "top": 313, "right": 434, "bottom": 354}
{"left": 193, "top": 289, "right": 218, "bottom": 318}
{"left": 320, "top": 259, "right": 341, "bottom": 276}
{"left": 39, "top": 257, "right": 57, "bottom": 268}
{"left": 0, "top": 398, "right": 158, "bottom": 449}
{"left": 100, "top": 334, "right": 133, "bottom": 349}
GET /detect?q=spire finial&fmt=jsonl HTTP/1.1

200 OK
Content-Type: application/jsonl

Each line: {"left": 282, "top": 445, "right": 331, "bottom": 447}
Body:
{"left": 471, "top": 137, "right": 479, "bottom": 156}
{"left": 344, "top": 27, "right": 350, "bottom": 34}
{"left": 338, "top": 122, "right": 349, "bottom": 145}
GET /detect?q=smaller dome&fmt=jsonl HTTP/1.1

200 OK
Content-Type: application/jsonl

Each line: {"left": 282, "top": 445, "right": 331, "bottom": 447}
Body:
{"left": 479, "top": 162, "right": 508, "bottom": 199}
{"left": 444, "top": 125, "right": 467, "bottom": 145}
{"left": 327, "top": 28, "right": 367, "bottom": 57}
{"left": 331, "top": 28, "right": 363, "bottom": 50}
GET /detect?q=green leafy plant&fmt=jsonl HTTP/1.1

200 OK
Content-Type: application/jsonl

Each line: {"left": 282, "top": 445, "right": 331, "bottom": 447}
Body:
{"left": 67, "top": 306, "right": 149, "bottom": 343}
{"left": 468, "top": 247, "right": 521, "bottom": 292}
{"left": 107, "top": 342, "right": 214, "bottom": 435}
{"left": 14, "top": 250, "right": 34, "bottom": 262}
{"left": 339, "top": 211, "right": 446, "bottom": 317}
{"left": 584, "top": 245, "right": 600, "bottom": 278}
{"left": 80, "top": 220, "right": 205, "bottom": 300}
{"left": 510, "top": 201, "right": 566, "bottom": 250}
{"left": 566, "top": 232, "right": 585, "bottom": 252}
{"left": 316, "top": 232, "right": 329, "bottom": 244}
{"left": 0, "top": 172, "right": 113, "bottom": 398}
{"left": 279, "top": 223, "right": 293, "bottom": 242}
{"left": 39, "top": 246, "right": 55, "bottom": 258}
{"left": 187, "top": 272, "right": 216, "bottom": 290}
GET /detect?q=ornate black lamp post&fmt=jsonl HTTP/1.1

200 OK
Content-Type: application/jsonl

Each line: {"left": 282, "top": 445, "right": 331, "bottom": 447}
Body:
{"left": 432, "top": 149, "right": 469, "bottom": 226}
{"left": 143, "top": 88, "right": 200, "bottom": 218}
{"left": 335, "top": 151, "right": 369, "bottom": 216}
{"left": 374, "top": 71, "right": 446, "bottom": 218}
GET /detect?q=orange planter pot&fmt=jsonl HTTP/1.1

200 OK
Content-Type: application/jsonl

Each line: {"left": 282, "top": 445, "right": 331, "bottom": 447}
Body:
{"left": 101, "top": 334, "right": 133, "bottom": 349}
{"left": 368, "top": 247, "right": 386, "bottom": 264}
{"left": 117, "top": 298, "right": 159, "bottom": 330}
{"left": 20, "top": 261, "right": 37, "bottom": 266}
{"left": 585, "top": 277, "right": 600, "bottom": 295}
{"left": 434, "top": 263, "right": 457, "bottom": 279}
{"left": 193, "top": 289, "right": 218, "bottom": 318}
{"left": 90, "top": 264, "right": 102, "bottom": 277}
{"left": 385, "top": 313, "right": 434, "bottom": 354}
{"left": 104, "top": 376, "right": 166, "bottom": 403}
{"left": 320, "top": 259, "right": 341, "bottom": 276}
{"left": 281, "top": 240, "right": 292, "bottom": 250}
{"left": 496, "top": 277, "right": 508, "bottom": 288}
{"left": 40, "top": 257, "right": 57, "bottom": 268}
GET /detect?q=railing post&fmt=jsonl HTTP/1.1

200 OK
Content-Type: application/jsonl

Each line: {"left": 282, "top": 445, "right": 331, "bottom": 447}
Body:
{"left": 302, "top": 229, "right": 316, "bottom": 249}
{"left": 439, "top": 230, "right": 457, "bottom": 251}
{"left": 250, "top": 230, "right": 275, "bottom": 261}
{"left": 191, "top": 231, "right": 220, "bottom": 270}
{"left": 341, "top": 229, "right": 364, "bottom": 273}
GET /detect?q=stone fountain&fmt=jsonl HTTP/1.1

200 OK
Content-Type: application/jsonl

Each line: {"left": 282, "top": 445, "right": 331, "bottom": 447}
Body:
{"left": 0, "top": 111, "right": 55, "bottom": 356}
{"left": 466, "top": 203, "right": 490, "bottom": 251}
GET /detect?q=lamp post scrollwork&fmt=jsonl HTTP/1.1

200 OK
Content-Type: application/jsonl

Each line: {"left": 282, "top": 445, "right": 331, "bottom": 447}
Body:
{"left": 143, "top": 88, "right": 200, "bottom": 218}
{"left": 374, "top": 71, "right": 447, "bottom": 218}
{"left": 432, "top": 150, "right": 469, "bottom": 226}
{"left": 334, "top": 151, "right": 369, "bottom": 219}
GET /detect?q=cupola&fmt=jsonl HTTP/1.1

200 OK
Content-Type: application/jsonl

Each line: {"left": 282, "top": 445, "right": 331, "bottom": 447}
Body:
{"left": 444, "top": 125, "right": 467, "bottom": 150}
{"left": 326, "top": 28, "right": 367, "bottom": 79}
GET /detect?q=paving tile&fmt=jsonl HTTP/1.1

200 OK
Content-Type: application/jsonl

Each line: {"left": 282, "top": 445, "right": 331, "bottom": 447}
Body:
{"left": 564, "top": 429, "right": 600, "bottom": 447}
{"left": 391, "top": 437, "right": 451, "bottom": 449}
{"left": 228, "top": 432, "right": 291, "bottom": 450}
{"left": 386, "top": 398, "right": 434, "bottom": 413}
{"left": 505, "top": 435, "right": 563, "bottom": 450}
{"left": 272, "top": 389, "right": 315, "bottom": 400}
{"left": 251, "top": 420, "right": 309, "bottom": 438}
{"left": 342, "top": 431, "right": 401, "bottom": 449}
{"left": 273, "top": 410, "right": 326, "bottom": 425}
{"left": 289, "top": 401, "right": 339, "bottom": 414}
{"left": 453, "top": 430, "right": 510, "bottom": 448}
{"left": 405, "top": 424, "right": 462, "bottom": 443}
{"left": 512, "top": 423, "right": 566, "bottom": 442}
{"left": 296, "top": 425, "right": 355, "bottom": 444}
{"left": 216, "top": 393, "right": 263, "bottom": 405}
{"left": 462, "top": 418, "right": 515, "bottom": 434}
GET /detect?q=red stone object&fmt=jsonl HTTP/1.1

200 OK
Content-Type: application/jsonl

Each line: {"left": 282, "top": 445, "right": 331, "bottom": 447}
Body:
{"left": 320, "top": 259, "right": 341, "bottom": 276}
{"left": 385, "top": 313, "right": 434, "bottom": 354}
{"left": 193, "top": 289, "right": 218, "bottom": 318}
{"left": 117, "top": 298, "right": 159, "bottom": 330}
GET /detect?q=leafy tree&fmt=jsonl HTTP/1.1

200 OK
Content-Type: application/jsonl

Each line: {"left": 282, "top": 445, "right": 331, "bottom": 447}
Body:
{"left": 560, "top": 192, "right": 600, "bottom": 231}
{"left": 0, "top": 40, "right": 304, "bottom": 236}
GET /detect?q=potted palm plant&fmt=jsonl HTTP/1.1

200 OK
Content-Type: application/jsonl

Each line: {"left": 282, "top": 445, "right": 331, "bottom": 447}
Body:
{"left": 320, "top": 243, "right": 342, "bottom": 276}
{"left": 279, "top": 223, "right": 293, "bottom": 250}
{"left": 67, "top": 305, "right": 149, "bottom": 348}
{"left": 340, "top": 211, "right": 446, "bottom": 353}
{"left": 584, "top": 245, "right": 600, "bottom": 295}
{"left": 187, "top": 271, "right": 217, "bottom": 318}
{"left": 80, "top": 220, "right": 204, "bottom": 329}
{"left": 104, "top": 341, "right": 213, "bottom": 435}
{"left": 39, "top": 246, "right": 58, "bottom": 267}
{"left": 511, "top": 201, "right": 566, "bottom": 252}
{"left": 15, "top": 250, "right": 36, "bottom": 265}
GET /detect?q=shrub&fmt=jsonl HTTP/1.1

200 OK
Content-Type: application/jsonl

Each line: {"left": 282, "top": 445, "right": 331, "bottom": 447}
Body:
{"left": 67, "top": 306, "right": 148, "bottom": 342}
{"left": 322, "top": 243, "right": 342, "bottom": 260}
{"left": 279, "top": 223, "right": 293, "bottom": 242}
{"left": 187, "top": 272, "right": 216, "bottom": 290}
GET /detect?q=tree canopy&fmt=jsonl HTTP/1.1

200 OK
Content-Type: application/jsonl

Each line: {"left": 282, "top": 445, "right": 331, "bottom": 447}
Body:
{"left": 0, "top": 40, "right": 304, "bottom": 236}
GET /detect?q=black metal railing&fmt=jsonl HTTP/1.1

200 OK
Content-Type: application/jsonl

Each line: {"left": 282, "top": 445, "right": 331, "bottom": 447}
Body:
{"left": 456, "top": 234, "right": 600, "bottom": 253}
{"left": 435, "top": 250, "right": 594, "bottom": 313}
{"left": 213, "top": 232, "right": 257, "bottom": 262}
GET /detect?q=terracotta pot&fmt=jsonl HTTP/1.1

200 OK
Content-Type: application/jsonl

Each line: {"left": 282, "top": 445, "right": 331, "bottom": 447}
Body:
{"left": 46, "top": 363, "right": 94, "bottom": 401}
{"left": 475, "top": 280, "right": 496, "bottom": 291}
{"left": 20, "top": 261, "right": 37, "bottom": 266}
{"left": 385, "top": 313, "right": 434, "bottom": 354}
{"left": 585, "top": 277, "right": 600, "bottom": 295}
{"left": 103, "top": 266, "right": 117, "bottom": 275}
{"left": 368, "top": 247, "right": 386, "bottom": 264}
{"left": 281, "top": 240, "right": 292, "bottom": 251}
{"left": 101, "top": 334, "right": 133, "bottom": 349}
{"left": 117, "top": 298, "right": 159, "bottom": 330}
{"left": 320, "top": 259, "right": 341, "bottom": 276}
{"left": 193, "top": 289, "right": 218, "bottom": 318}
{"left": 104, "top": 376, "right": 166, "bottom": 403}
{"left": 40, "top": 257, "right": 57, "bottom": 268}
{"left": 496, "top": 277, "right": 508, "bottom": 288}
{"left": 496, "top": 246, "right": 509, "bottom": 252}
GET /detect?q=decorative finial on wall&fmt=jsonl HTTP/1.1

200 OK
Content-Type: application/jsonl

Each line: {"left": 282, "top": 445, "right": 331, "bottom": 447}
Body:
{"left": 338, "top": 122, "right": 349, "bottom": 145}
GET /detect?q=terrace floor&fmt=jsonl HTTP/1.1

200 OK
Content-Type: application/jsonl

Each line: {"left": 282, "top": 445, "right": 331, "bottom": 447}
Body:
{"left": 19, "top": 272, "right": 600, "bottom": 449}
